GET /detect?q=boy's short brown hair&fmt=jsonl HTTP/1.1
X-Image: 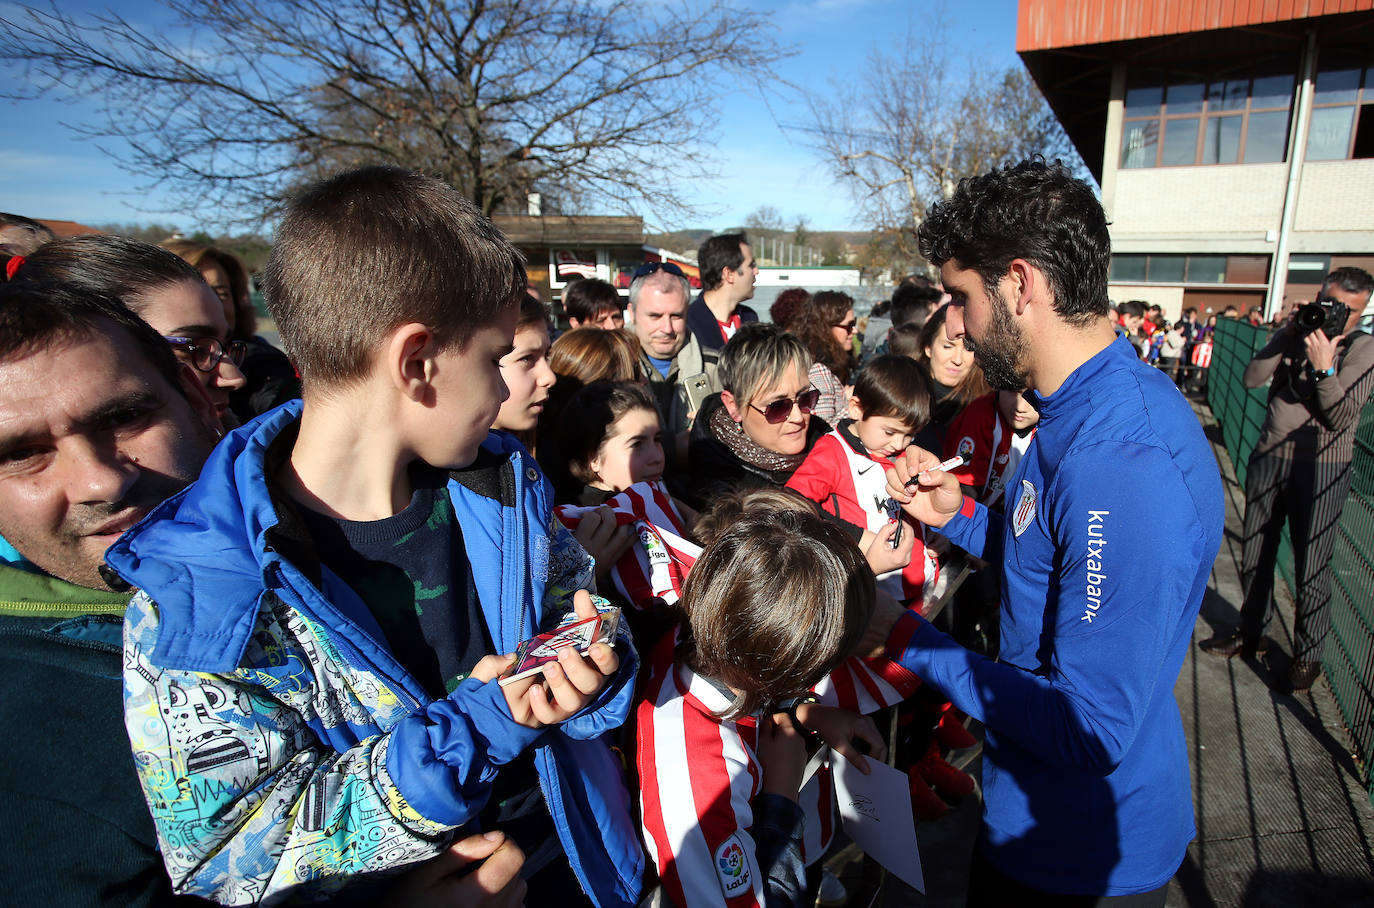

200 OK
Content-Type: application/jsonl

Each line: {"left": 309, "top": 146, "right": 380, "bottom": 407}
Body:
{"left": 684, "top": 509, "right": 875, "bottom": 720}
{"left": 262, "top": 166, "right": 527, "bottom": 387}
{"left": 851, "top": 354, "right": 933, "bottom": 430}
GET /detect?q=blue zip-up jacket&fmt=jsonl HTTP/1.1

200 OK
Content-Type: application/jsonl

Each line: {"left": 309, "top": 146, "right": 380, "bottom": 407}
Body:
{"left": 108, "top": 401, "right": 643, "bottom": 906}
{"left": 888, "top": 336, "right": 1223, "bottom": 896}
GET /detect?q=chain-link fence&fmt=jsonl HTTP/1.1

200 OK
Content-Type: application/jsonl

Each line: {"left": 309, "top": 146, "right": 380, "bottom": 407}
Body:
{"left": 1208, "top": 317, "right": 1374, "bottom": 804}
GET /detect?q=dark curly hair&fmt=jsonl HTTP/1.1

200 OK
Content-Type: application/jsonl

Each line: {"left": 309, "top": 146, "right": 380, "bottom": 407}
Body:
{"left": 769, "top": 287, "right": 810, "bottom": 331}
{"left": 791, "top": 290, "right": 855, "bottom": 384}
{"left": 918, "top": 158, "right": 1110, "bottom": 327}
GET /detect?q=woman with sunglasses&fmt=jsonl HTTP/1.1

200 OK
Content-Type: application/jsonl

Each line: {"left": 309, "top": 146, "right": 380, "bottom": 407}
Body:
{"left": 791, "top": 290, "right": 858, "bottom": 428}
{"left": 685, "top": 323, "right": 829, "bottom": 508}
{"left": 16, "top": 235, "right": 247, "bottom": 431}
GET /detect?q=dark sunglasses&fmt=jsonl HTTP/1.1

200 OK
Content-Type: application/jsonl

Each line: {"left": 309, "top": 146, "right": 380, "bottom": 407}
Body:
{"left": 833, "top": 319, "right": 857, "bottom": 333}
{"left": 632, "top": 261, "right": 686, "bottom": 280}
{"left": 163, "top": 335, "right": 247, "bottom": 373}
{"left": 749, "top": 387, "right": 820, "bottom": 424}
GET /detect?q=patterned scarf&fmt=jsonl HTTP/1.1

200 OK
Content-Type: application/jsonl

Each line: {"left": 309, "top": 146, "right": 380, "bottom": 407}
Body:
{"left": 707, "top": 405, "right": 808, "bottom": 474}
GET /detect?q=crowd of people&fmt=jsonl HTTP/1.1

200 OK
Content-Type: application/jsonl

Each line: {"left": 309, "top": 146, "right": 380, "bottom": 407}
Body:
{"left": 15, "top": 154, "right": 1355, "bottom": 908}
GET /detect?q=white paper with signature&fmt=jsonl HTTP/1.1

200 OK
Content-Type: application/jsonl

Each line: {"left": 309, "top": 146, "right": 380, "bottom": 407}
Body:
{"left": 832, "top": 751, "right": 925, "bottom": 893}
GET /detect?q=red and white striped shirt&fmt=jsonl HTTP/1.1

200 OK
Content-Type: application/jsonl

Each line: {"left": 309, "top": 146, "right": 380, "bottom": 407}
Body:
{"left": 636, "top": 631, "right": 835, "bottom": 908}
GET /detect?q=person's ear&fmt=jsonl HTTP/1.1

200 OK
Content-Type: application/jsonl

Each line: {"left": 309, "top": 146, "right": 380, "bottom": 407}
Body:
{"left": 847, "top": 396, "right": 864, "bottom": 421}
{"left": 1007, "top": 259, "right": 1037, "bottom": 317}
{"left": 721, "top": 389, "right": 743, "bottom": 422}
{"left": 568, "top": 316, "right": 583, "bottom": 330}
{"left": 387, "top": 322, "right": 438, "bottom": 403}
{"left": 175, "top": 362, "right": 221, "bottom": 437}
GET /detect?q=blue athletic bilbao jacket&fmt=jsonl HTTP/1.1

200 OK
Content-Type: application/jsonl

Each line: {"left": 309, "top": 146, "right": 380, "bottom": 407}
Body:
{"left": 889, "top": 336, "right": 1223, "bottom": 896}
{"left": 107, "top": 401, "right": 644, "bottom": 905}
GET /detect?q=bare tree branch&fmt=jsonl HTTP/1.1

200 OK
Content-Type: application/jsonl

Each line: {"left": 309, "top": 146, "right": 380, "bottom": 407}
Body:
{"left": 802, "top": 30, "right": 1086, "bottom": 279}
{"left": 1, "top": 0, "right": 791, "bottom": 226}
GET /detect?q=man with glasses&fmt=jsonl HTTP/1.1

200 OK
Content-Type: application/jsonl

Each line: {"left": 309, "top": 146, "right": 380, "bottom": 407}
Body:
{"left": 627, "top": 260, "right": 722, "bottom": 470}
{"left": 689, "top": 233, "right": 760, "bottom": 353}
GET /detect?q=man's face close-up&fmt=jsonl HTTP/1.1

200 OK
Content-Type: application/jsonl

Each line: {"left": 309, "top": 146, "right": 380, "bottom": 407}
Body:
{"left": 0, "top": 327, "right": 216, "bottom": 589}
{"left": 632, "top": 282, "right": 689, "bottom": 360}
{"left": 940, "top": 260, "right": 1029, "bottom": 391}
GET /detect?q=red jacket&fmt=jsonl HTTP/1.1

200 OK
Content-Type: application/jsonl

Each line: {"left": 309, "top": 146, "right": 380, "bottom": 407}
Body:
{"left": 944, "top": 392, "right": 1036, "bottom": 509}
{"left": 786, "top": 422, "right": 940, "bottom": 605}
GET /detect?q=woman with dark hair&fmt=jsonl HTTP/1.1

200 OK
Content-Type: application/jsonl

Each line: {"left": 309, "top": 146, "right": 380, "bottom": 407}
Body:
{"left": 791, "top": 290, "right": 857, "bottom": 428}
{"left": 18, "top": 234, "right": 247, "bottom": 430}
{"left": 161, "top": 238, "right": 301, "bottom": 422}
{"left": 768, "top": 287, "right": 811, "bottom": 332}
{"left": 912, "top": 303, "right": 990, "bottom": 453}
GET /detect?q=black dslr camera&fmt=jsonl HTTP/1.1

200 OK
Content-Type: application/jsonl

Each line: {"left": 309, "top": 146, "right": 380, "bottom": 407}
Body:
{"left": 1294, "top": 297, "right": 1350, "bottom": 338}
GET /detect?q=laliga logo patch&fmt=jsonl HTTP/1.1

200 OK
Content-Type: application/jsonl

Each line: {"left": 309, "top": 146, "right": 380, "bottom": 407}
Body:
{"left": 957, "top": 436, "right": 975, "bottom": 458}
{"left": 715, "top": 835, "right": 751, "bottom": 895}
{"left": 1012, "top": 480, "right": 1037, "bottom": 537}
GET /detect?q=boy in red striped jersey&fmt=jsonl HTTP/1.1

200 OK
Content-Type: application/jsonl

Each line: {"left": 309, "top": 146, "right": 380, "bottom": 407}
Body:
{"left": 636, "top": 508, "right": 886, "bottom": 908}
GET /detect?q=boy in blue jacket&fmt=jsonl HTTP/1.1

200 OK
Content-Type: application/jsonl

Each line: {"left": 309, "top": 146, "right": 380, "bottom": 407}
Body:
{"left": 110, "top": 167, "right": 642, "bottom": 906}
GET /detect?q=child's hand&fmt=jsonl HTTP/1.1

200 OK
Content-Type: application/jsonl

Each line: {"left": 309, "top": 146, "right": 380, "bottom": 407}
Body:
{"left": 500, "top": 590, "right": 619, "bottom": 729}
{"left": 885, "top": 446, "right": 964, "bottom": 528}
{"left": 387, "top": 830, "right": 526, "bottom": 908}
{"left": 573, "top": 506, "right": 635, "bottom": 585}
{"left": 865, "top": 517, "right": 914, "bottom": 575}
{"left": 757, "top": 713, "right": 808, "bottom": 802}
{"left": 793, "top": 703, "right": 887, "bottom": 774}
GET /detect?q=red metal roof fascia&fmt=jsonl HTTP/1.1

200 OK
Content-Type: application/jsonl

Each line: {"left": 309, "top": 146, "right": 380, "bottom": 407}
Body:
{"left": 1017, "top": 0, "right": 1373, "bottom": 50}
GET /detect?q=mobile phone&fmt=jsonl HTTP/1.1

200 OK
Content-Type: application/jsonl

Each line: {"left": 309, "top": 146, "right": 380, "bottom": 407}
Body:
{"left": 683, "top": 372, "right": 713, "bottom": 414}
{"left": 499, "top": 608, "right": 621, "bottom": 686}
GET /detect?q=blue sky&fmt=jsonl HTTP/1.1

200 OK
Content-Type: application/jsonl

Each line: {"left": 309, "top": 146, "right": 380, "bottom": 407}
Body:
{"left": 0, "top": 0, "right": 1023, "bottom": 232}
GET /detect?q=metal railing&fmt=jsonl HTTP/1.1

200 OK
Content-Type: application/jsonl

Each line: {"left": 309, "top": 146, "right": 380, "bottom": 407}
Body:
{"left": 1208, "top": 318, "right": 1374, "bottom": 803}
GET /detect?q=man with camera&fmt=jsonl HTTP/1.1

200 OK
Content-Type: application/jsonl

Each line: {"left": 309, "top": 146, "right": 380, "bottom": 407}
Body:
{"left": 1201, "top": 267, "right": 1374, "bottom": 693}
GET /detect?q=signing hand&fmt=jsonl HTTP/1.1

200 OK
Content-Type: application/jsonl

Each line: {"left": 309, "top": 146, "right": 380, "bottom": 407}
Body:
{"left": 498, "top": 591, "right": 619, "bottom": 728}
{"left": 885, "top": 446, "right": 965, "bottom": 528}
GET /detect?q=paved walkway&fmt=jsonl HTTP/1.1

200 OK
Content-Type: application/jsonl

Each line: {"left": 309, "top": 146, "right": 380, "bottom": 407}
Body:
{"left": 826, "top": 398, "right": 1374, "bottom": 906}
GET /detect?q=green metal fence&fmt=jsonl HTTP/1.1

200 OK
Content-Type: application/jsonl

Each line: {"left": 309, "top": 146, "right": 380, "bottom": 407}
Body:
{"left": 1207, "top": 318, "right": 1374, "bottom": 803}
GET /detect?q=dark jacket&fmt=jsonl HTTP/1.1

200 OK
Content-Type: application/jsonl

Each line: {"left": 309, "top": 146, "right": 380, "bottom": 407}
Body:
{"left": 683, "top": 393, "right": 829, "bottom": 509}
{"left": 0, "top": 563, "right": 209, "bottom": 907}
{"left": 686, "top": 295, "right": 758, "bottom": 354}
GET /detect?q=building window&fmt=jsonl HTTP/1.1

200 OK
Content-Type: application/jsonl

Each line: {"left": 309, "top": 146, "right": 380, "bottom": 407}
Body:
{"left": 1121, "top": 64, "right": 1294, "bottom": 168}
{"left": 1306, "top": 55, "right": 1374, "bottom": 161}
{"left": 1109, "top": 254, "right": 1271, "bottom": 285}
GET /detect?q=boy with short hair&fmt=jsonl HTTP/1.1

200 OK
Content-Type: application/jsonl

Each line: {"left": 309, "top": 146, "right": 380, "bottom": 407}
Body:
{"left": 111, "top": 166, "right": 642, "bottom": 906}
{"left": 786, "top": 354, "right": 941, "bottom": 604}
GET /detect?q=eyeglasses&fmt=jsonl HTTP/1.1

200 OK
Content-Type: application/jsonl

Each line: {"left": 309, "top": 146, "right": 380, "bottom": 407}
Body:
{"left": 163, "top": 335, "right": 247, "bottom": 373}
{"left": 632, "top": 261, "right": 686, "bottom": 280}
{"left": 749, "top": 388, "right": 820, "bottom": 424}
{"left": 833, "top": 320, "right": 857, "bottom": 333}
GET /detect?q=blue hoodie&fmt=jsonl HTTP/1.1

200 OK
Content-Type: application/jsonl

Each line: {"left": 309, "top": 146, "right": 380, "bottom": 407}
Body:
{"left": 108, "top": 401, "right": 643, "bottom": 906}
{"left": 889, "top": 336, "right": 1223, "bottom": 896}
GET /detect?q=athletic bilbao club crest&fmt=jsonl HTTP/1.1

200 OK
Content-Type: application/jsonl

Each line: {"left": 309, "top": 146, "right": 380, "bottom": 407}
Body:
{"left": 957, "top": 436, "right": 975, "bottom": 458}
{"left": 715, "top": 835, "right": 751, "bottom": 895}
{"left": 1012, "top": 480, "right": 1037, "bottom": 537}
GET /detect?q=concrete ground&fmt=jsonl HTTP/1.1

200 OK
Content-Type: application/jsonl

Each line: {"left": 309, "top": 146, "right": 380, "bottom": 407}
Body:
{"left": 823, "top": 398, "right": 1374, "bottom": 907}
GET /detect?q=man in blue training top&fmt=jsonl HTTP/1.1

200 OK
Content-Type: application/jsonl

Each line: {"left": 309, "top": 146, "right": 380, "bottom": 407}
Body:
{"left": 881, "top": 159, "right": 1224, "bottom": 906}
